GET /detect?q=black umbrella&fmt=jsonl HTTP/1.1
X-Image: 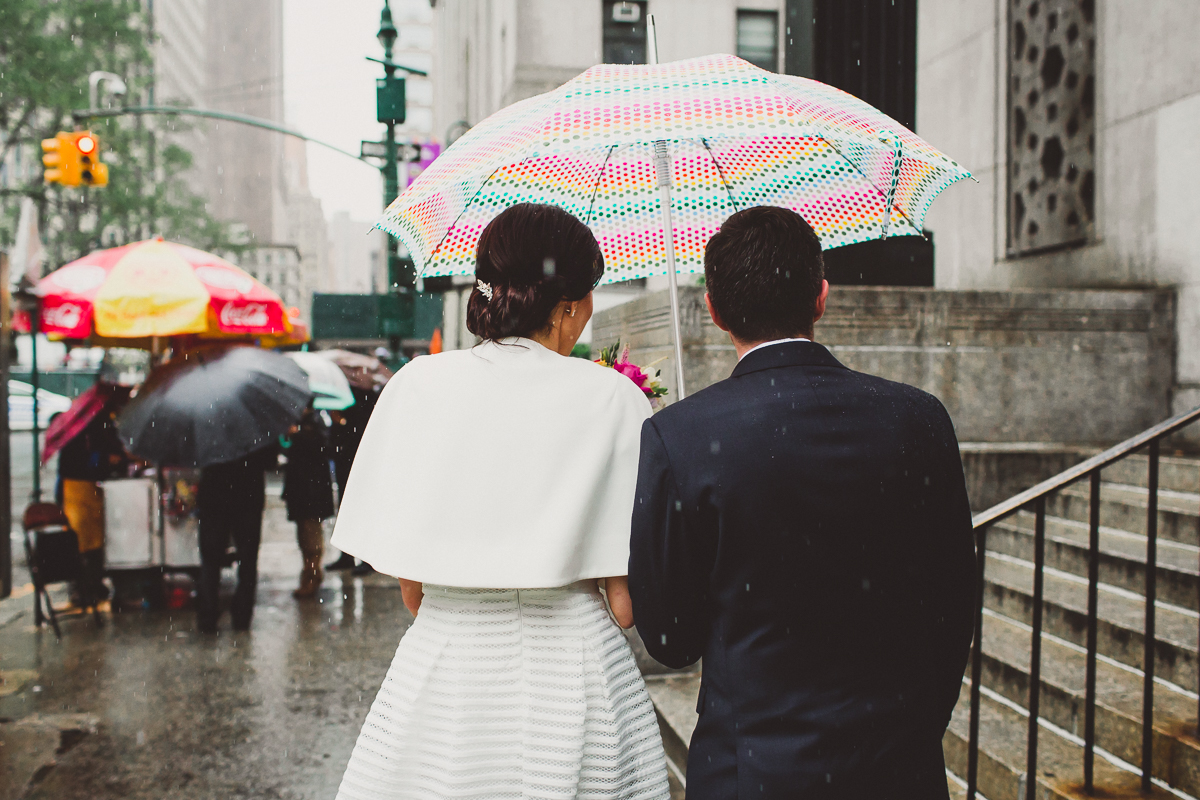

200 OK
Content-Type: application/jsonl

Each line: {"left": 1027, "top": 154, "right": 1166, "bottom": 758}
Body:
{"left": 117, "top": 347, "right": 313, "bottom": 468}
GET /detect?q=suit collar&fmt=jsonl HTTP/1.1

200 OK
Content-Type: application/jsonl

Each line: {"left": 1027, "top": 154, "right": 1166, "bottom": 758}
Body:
{"left": 731, "top": 340, "right": 847, "bottom": 378}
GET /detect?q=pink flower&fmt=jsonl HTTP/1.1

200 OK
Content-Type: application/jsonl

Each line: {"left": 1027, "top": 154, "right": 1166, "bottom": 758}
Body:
{"left": 614, "top": 359, "right": 649, "bottom": 389}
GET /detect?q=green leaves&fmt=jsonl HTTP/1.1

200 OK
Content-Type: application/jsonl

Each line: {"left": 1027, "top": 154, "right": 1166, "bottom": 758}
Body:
{"left": 1, "top": 0, "right": 240, "bottom": 265}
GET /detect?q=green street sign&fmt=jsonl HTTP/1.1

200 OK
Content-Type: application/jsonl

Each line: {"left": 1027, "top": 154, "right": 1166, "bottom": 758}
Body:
{"left": 376, "top": 75, "right": 406, "bottom": 124}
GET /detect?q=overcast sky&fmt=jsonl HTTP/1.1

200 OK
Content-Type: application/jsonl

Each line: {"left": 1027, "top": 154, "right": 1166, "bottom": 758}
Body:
{"left": 282, "top": 0, "right": 392, "bottom": 223}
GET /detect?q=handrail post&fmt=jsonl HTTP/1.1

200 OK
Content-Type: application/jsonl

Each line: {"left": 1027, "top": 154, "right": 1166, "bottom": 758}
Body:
{"left": 1084, "top": 470, "right": 1101, "bottom": 794}
{"left": 966, "top": 524, "right": 989, "bottom": 800}
{"left": 1026, "top": 499, "right": 1046, "bottom": 800}
{"left": 962, "top": 406, "right": 1200, "bottom": 796}
{"left": 1142, "top": 439, "right": 1159, "bottom": 793}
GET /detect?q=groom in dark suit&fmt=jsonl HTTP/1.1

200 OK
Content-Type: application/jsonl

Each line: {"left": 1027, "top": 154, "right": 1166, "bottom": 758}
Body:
{"left": 629, "top": 206, "right": 976, "bottom": 798}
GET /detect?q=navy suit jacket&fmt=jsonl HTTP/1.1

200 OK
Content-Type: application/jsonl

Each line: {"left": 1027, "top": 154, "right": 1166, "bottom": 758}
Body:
{"left": 629, "top": 341, "right": 976, "bottom": 799}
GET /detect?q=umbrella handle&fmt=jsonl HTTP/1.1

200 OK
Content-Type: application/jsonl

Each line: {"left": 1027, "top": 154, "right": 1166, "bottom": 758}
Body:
{"left": 654, "top": 140, "right": 687, "bottom": 401}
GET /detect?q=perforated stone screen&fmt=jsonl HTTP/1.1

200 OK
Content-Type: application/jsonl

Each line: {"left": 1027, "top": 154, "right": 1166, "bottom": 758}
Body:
{"left": 1008, "top": 0, "right": 1096, "bottom": 255}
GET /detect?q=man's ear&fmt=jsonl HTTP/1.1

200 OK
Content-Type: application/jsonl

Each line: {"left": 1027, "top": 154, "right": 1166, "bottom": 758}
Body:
{"left": 705, "top": 292, "right": 730, "bottom": 333}
{"left": 812, "top": 280, "right": 830, "bottom": 327}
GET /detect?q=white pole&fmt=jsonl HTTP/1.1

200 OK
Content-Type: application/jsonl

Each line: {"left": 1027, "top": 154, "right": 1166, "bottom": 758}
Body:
{"left": 646, "top": 15, "right": 687, "bottom": 400}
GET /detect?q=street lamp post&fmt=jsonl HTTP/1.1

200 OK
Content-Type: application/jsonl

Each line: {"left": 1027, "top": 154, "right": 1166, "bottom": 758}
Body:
{"left": 376, "top": 3, "right": 404, "bottom": 294}
{"left": 11, "top": 287, "right": 42, "bottom": 503}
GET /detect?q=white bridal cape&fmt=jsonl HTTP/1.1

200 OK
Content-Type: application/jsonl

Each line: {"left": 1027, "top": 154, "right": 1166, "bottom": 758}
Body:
{"left": 330, "top": 337, "right": 652, "bottom": 587}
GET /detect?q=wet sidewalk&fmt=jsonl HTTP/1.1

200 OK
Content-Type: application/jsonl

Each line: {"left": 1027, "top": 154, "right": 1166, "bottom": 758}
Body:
{"left": 1, "top": 479, "right": 412, "bottom": 800}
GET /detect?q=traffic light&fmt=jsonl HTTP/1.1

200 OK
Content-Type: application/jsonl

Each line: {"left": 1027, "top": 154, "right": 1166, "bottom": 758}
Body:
{"left": 74, "top": 132, "right": 108, "bottom": 187}
{"left": 41, "top": 131, "right": 108, "bottom": 187}
{"left": 42, "top": 133, "right": 74, "bottom": 185}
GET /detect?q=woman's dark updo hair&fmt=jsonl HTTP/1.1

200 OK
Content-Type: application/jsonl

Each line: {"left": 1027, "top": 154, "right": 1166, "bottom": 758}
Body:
{"left": 466, "top": 203, "right": 604, "bottom": 340}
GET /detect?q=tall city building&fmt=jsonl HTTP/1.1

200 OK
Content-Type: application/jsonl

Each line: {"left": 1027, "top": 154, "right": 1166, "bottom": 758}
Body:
{"left": 279, "top": 135, "right": 328, "bottom": 321}
{"left": 328, "top": 212, "right": 388, "bottom": 295}
{"left": 152, "top": 0, "right": 329, "bottom": 322}
{"left": 149, "top": 0, "right": 209, "bottom": 198}
{"left": 394, "top": 0, "right": 435, "bottom": 145}
{"left": 202, "top": 0, "right": 286, "bottom": 244}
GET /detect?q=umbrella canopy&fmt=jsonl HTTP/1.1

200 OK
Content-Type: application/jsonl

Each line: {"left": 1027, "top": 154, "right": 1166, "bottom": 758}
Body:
{"left": 29, "top": 237, "right": 299, "bottom": 341}
{"left": 42, "top": 382, "right": 128, "bottom": 464}
{"left": 315, "top": 349, "right": 394, "bottom": 391}
{"left": 116, "top": 347, "right": 312, "bottom": 468}
{"left": 378, "top": 53, "right": 970, "bottom": 283}
{"left": 286, "top": 351, "right": 355, "bottom": 411}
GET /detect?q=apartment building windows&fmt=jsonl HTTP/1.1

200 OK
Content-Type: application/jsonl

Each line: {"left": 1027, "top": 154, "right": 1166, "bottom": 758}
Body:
{"left": 737, "top": 10, "right": 780, "bottom": 72}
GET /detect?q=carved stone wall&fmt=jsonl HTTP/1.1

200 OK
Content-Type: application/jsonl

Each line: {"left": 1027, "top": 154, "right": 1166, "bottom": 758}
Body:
{"left": 593, "top": 286, "right": 1175, "bottom": 445}
{"left": 1008, "top": 0, "right": 1096, "bottom": 255}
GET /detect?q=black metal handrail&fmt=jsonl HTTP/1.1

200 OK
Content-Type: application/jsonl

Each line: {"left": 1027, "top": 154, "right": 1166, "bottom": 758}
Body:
{"left": 965, "top": 404, "right": 1200, "bottom": 800}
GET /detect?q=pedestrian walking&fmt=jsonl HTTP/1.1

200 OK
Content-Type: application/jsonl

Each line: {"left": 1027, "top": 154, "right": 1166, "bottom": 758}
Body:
{"left": 196, "top": 446, "right": 276, "bottom": 633}
{"left": 325, "top": 389, "right": 377, "bottom": 573}
{"left": 330, "top": 204, "right": 669, "bottom": 800}
{"left": 284, "top": 407, "right": 335, "bottom": 598}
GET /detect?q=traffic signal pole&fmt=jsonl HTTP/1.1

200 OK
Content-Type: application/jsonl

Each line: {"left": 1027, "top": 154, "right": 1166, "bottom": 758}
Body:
{"left": 382, "top": 102, "right": 401, "bottom": 292}
{"left": 375, "top": 0, "right": 414, "bottom": 296}
{"left": 69, "top": 7, "right": 426, "bottom": 351}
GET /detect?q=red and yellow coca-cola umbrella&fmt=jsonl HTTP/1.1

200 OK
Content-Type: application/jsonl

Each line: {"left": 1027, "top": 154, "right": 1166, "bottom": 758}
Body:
{"left": 26, "top": 237, "right": 304, "bottom": 344}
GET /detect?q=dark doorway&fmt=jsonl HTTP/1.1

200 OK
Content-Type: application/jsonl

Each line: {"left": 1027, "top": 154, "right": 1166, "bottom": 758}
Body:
{"left": 811, "top": 0, "right": 917, "bottom": 130}
{"left": 603, "top": 1, "right": 648, "bottom": 64}
{"left": 785, "top": 0, "right": 929, "bottom": 285}
{"left": 821, "top": 233, "right": 933, "bottom": 287}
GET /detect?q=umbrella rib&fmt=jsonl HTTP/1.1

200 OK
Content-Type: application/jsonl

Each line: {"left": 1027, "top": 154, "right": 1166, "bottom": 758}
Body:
{"left": 418, "top": 164, "right": 506, "bottom": 279}
{"left": 819, "top": 136, "right": 924, "bottom": 237}
{"left": 584, "top": 145, "right": 618, "bottom": 227}
{"left": 700, "top": 138, "right": 741, "bottom": 214}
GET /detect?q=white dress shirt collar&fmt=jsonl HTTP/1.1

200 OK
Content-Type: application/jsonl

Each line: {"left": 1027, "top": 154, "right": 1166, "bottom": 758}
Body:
{"left": 739, "top": 337, "right": 812, "bottom": 361}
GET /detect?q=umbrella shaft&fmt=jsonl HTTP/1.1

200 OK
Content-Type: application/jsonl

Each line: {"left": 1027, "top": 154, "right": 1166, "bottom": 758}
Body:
{"left": 658, "top": 179, "right": 687, "bottom": 401}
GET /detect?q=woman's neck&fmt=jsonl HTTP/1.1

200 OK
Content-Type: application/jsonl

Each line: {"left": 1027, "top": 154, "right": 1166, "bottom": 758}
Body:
{"left": 527, "top": 326, "right": 563, "bottom": 355}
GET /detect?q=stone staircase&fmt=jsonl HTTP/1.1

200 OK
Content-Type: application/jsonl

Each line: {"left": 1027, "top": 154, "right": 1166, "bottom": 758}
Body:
{"left": 647, "top": 452, "right": 1200, "bottom": 800}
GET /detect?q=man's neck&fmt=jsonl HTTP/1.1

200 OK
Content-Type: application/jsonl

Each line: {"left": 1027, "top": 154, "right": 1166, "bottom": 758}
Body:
{"left": 732, "top": 334, "right": 813, "bottom": 360}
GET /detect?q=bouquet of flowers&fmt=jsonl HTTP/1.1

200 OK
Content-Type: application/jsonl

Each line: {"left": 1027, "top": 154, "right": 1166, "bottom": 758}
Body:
{"left": 596, "top": 339, "right": 668, "bottom": 409}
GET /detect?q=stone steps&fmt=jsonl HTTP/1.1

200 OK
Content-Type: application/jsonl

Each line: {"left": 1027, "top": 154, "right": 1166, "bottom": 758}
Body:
{"left": 943, "top": 682, "right": 1177, "bottom": 800}
{"left": 644, "top": 673, "right": 698, "bottom": 786}
{"left": 1047, "top": 481, "right": 1199, "bottom": 546}
{"left": 1102, "top": 454, "right": 1200, "bottom": 494}
{"left": 983, "top": 550, "right": 1199, "bottom": 688}
{"left": 988, "top": 510, "right": 1199, "bottom": 611}
{"left": 977, "top": 609, "right": 1200, "bottom": 795}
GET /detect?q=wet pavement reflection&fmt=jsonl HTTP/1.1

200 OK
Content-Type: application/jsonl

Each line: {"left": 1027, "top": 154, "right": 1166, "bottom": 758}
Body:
{"left": 2, "top": 480, "right": 412, "bottom": 800}
{"left": 1, "top": 457, "right": 674, "bottom": 799}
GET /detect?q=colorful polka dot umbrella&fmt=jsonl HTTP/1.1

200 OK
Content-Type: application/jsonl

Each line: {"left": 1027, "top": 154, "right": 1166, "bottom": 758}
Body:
{"left": 378, "top": 53, "right": 970, "bottom": 395}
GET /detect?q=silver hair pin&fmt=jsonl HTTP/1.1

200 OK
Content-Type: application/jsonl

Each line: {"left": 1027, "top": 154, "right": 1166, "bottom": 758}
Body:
{"left": 476, "top": 280, "right": 494, "bottom": 301}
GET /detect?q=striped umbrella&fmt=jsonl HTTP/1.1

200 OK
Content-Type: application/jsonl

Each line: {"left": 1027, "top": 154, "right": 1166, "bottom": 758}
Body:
{"left": 380, "top": 53, "right": 970, "bottom": 395}
{"left": 27, "top": 237, "right": 303, "bottom": 344}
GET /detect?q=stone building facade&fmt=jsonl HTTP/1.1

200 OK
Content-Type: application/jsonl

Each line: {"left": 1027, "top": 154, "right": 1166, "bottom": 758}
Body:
{"left": 431, "top": 0, "right": 787, "bottom": 143}
{"left": 916, "top": 0, "right": 1200, "bottom": 421}
{"left": 426, "top": 0, "right": 1195, "bottom": 439}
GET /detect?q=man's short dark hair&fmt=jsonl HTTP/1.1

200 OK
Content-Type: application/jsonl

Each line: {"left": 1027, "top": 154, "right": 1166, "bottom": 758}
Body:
{"left": 704, "top": 206, "right": 825, "bottom": 342}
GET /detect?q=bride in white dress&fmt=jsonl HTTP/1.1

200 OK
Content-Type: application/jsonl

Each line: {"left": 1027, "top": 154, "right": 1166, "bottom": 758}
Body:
{"left": 330, "top": 203, "right": 671, "bottom": 800}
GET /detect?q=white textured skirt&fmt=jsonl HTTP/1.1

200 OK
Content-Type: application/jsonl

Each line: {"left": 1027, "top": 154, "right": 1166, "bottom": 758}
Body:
{"left": 335, "top": 582, "right": 671, "bottom": 800}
